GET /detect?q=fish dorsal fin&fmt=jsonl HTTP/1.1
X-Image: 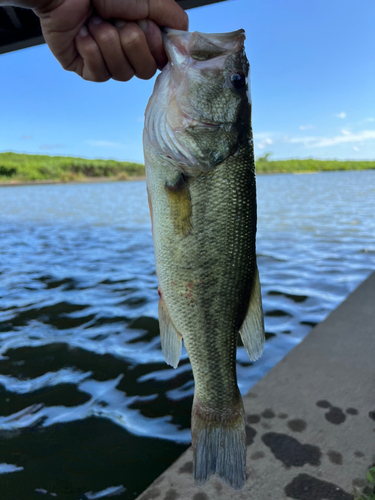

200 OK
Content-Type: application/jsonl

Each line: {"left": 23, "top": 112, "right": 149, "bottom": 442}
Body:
{"left": 239, "top": 265, "right": 265, "bottom": 362}
{"left": 158, "top": 298, "right": 182, "bottom": 368}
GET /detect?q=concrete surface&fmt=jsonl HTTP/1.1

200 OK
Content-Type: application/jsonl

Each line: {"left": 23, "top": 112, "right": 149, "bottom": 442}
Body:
{"left": 135, "top": 272, "right": 375, "bottom": 500}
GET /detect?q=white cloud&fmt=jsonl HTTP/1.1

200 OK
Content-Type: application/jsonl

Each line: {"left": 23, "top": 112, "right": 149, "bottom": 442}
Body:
{"left": 335, "top": 112, "right": 346, "bottom": 119}
{"left": 288, "top": 129, "right": 375, "bottom": 148}
{"left": 253, "top": 133, "right": 275, "bottom": 149}
{"left": 253, "top": 132, "right": 273, "bottom": 139}
{"left": 299, "top": 125, "right": 315, "bottom": 130}
{"left": 353, "top": 146, "right": 359, "bottom": 151}
{"left": 87, "top": 140, "right": 125, "bottom": 149}
{"left": 356, "top": 117, "right": 374, "bottom": 126}
{"left": 257, "top": 138, "right": 273, "bottom": 149}
{"left": 21, "top": 135, "right": 32, "bottom": 140}
{"left": 341, "top": 128, "right": 351, "bottom": 136}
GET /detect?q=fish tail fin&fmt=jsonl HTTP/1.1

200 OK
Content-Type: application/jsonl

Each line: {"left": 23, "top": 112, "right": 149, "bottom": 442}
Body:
{"left": 191, "top": 396, "right": 246, "bottom": 490}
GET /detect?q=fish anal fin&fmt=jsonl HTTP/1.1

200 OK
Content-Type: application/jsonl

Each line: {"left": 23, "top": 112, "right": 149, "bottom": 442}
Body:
{"left": 240, "top": 265, "right": 265, "bottom": 362}
{"left": 158, "top": 298, "right": 182, "bottom": 368}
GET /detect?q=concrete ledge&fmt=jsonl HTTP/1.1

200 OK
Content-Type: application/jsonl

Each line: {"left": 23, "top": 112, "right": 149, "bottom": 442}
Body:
{"left": 136, "top": 272, "right": 375, "bottom": 500}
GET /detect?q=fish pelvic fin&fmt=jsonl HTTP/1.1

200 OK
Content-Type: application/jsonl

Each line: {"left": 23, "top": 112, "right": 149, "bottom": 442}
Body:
{"left": 192, "top": 397, "right": 246, "bottom": 490}
{"left": 240, "top": 265, "right": 265, "bottom": 362}
{"left": 158, "top": 298, "right": 182, "bottom": 368}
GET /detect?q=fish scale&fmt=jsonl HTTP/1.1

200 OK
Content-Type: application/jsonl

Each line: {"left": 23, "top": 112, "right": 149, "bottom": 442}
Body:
{"left": 144, "top": 28, "right": 265, "bottom": 490}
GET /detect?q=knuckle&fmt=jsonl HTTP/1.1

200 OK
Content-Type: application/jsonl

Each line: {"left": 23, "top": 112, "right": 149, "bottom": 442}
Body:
{"left": 112, "top": 64, "right": 135, "bottom": 82}
{"left": 62, "top": 60, "right": 74, "bottom": 71}
{"left": 96, "top": 27, "right": 118, "bottom": 47}
{"left": 120, "top": 25, "right": 144, "bottom": 47}
{"left": 67, "top": 58, "right": 83, "bottom": 75}
{"left": 114, "top": 71, "right": 135, "bottom": 82}
{"left": 93, "top": 74, "right": 110, "bottom": 83}
{"left": 136, "top": 64, "right": 157, "bottom": 81}
{"left": 83, "top": 40, "right": 100, "bottom": 57}
{"left": 82, "top": 65, "right": 110, "bottom": 83}
{"left": 123, "top": 69, "right": 136, "bottom": 82}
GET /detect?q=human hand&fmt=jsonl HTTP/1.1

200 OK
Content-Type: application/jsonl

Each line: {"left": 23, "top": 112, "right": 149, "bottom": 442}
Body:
{"left": 33, "top": 0, "right": 189, "bottom": 82}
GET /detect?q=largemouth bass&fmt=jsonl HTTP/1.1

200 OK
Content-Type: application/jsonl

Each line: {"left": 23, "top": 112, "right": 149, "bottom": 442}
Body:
{"left": 143, "top": 28, "right": 264, "bottom": 490}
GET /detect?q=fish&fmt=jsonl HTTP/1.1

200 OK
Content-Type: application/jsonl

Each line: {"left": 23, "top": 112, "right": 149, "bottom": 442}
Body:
{"left": 143, "top": 28, "right": 265, "bottom": 490}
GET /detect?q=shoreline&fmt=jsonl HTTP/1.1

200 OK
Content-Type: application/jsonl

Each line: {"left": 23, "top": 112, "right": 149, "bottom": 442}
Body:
{"left": 0, "top": 176, "right": 147, "bottom": 187}
{"left": 2, "top": 169, "right": 374, "bottom": 187}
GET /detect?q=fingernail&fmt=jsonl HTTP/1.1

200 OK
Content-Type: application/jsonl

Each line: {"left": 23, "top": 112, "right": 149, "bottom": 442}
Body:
{"left": 90, "top": 16, "right": 103, "bottom": 25}
{"left": 114, "top": 19, "right": 127, "bottom": 29}
{"left": 137, "top": 19, "right": 148, "bottom": 32}
{"left": 78, "top": 26, "right": 88, "bottom": 37}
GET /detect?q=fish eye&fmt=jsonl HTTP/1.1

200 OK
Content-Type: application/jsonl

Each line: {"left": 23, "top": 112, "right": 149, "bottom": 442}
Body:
{"left": 230, "top": 73, "right": 246, "bottom": 90}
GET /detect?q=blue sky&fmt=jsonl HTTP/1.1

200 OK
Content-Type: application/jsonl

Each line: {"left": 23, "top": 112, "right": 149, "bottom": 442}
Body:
{"left": 0, "top": 0, "right": 374, "bottom": 163}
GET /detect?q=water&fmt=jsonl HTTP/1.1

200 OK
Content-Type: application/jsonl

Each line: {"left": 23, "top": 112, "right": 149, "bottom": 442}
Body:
{"left": 0, "top": 170, "right": 374, "bottom": 499}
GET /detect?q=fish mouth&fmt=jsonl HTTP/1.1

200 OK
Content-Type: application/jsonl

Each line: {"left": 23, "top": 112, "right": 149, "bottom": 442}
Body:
{"left": 162, "top": 28, "right": 246, "bottom": 63}
{"left": 162, "top": 28, "right": 245, "bottom": 42}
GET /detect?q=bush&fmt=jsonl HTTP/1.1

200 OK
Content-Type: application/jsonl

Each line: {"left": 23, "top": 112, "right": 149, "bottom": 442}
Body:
{"left": 255, "top": 153, "right": 375, "bottom": 174}
{"left": 0, "top": 152, "right": 145, "bottom": 182}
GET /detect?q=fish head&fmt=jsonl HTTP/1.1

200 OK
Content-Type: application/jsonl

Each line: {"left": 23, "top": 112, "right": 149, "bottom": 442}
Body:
{"left": 144, "top": 29, "right": 252, "bottom": 174}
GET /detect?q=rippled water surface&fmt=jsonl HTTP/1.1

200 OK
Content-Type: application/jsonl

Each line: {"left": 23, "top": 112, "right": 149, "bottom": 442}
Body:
{"left": 0, "top": 171, "right": 374, "bottom": 499}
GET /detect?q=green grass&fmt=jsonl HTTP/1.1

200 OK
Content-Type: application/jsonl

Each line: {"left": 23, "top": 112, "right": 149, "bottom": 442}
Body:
{"left": 256, "top": 152, "right": 375, "bottom": 174}
{"left": 354, "top": 467, "right": 375, "bottom": 500}
{"left": 0, "top": 152, "right": 374, "bottom": 183}
{"left": 0, "top": 152, "right": 145, "bottom": 183}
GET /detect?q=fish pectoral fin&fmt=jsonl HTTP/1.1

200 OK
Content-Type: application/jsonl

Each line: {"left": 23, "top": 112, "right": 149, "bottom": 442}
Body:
{"left": 239, "top": 265, "right": 265, "bottom": 362}
{"left": 158, "top": 298, "right": 182, "bottom": 369}
{"left": 165, "top": 173, "right": 193, "bottom": 237}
